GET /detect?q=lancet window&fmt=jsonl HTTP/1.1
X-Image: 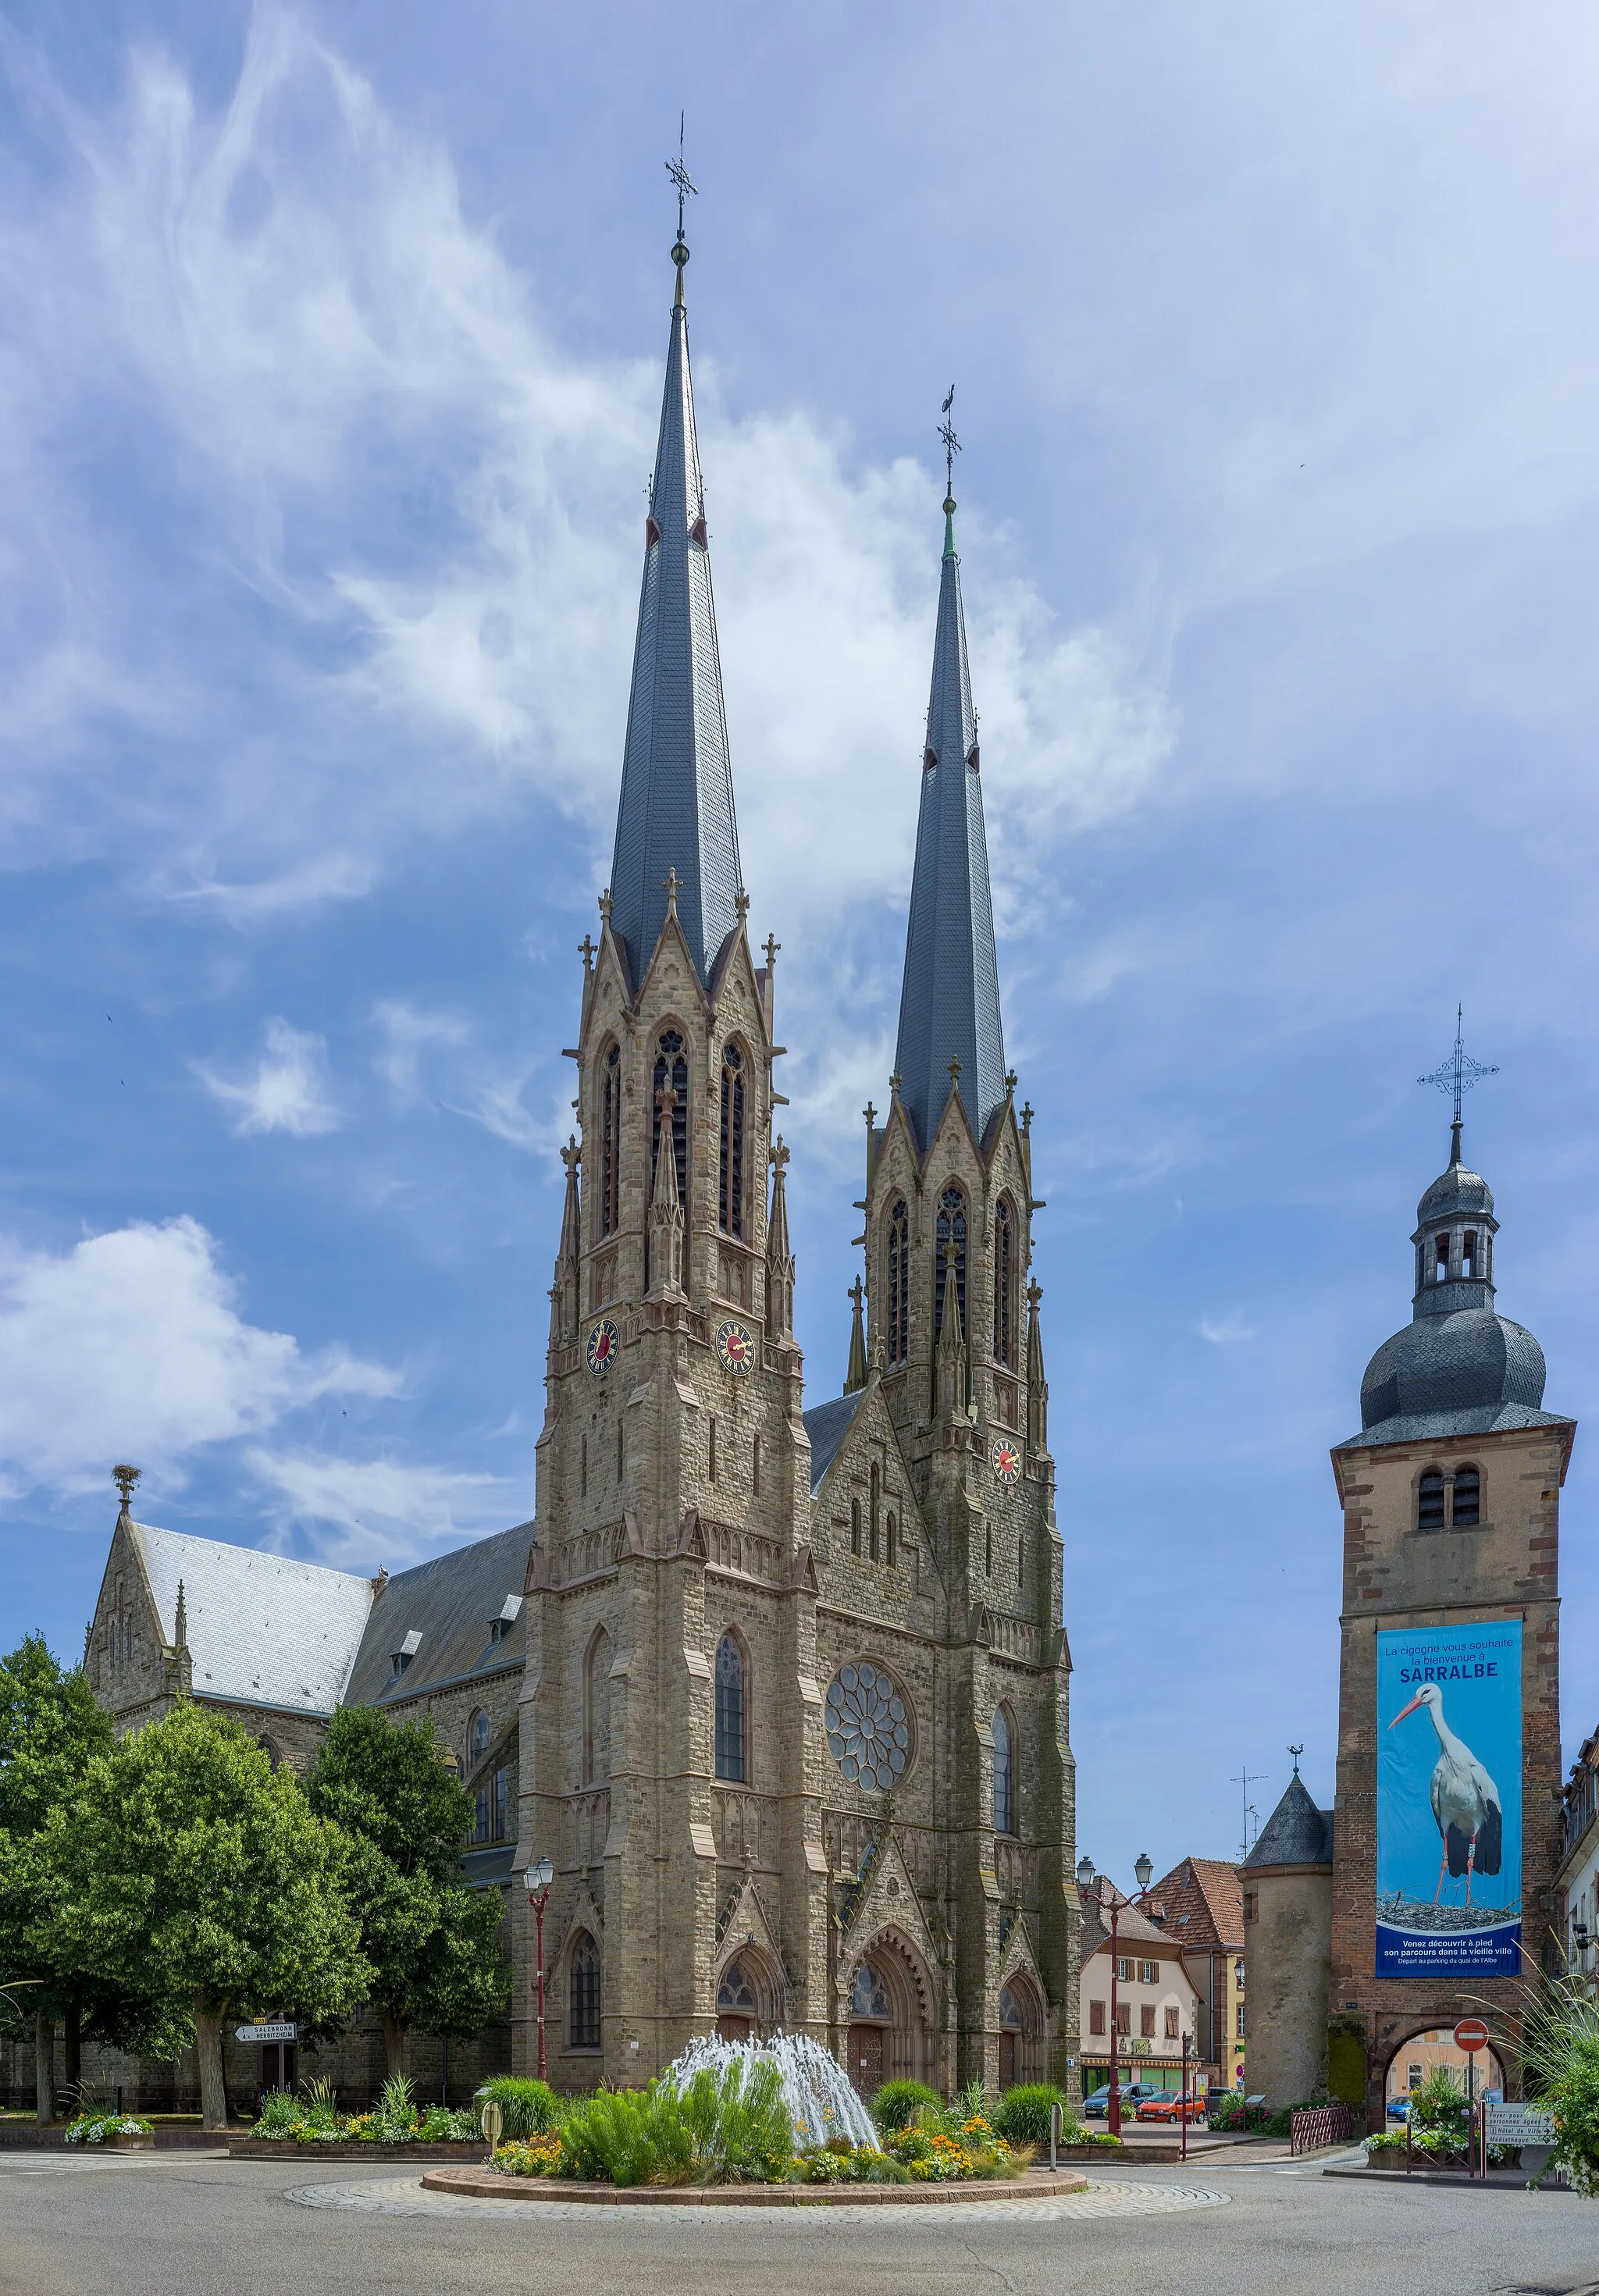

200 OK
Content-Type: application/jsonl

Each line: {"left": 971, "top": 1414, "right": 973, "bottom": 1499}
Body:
{"left": 885, "top": 1200, "right": 910, "bottom": 1367}
{"left": 569, "top": 1931, "right": 601, "bottom": 2049}
{"left": 992, "top": 1704, "right": 1015, "bottom": 1835}
{"left": 993, "top": 1197, "right": 1016, "bottom": 1368}
{"left": 651, "top": 1031, "right": 689, "bottom": 1205}
{"left": 584, "top": 1628, "right": 612, "bottom": 1785}
{"left": 596, "top": 1043, "right": 621, "bottom": 1238}
{"left": 714, "top": 1633, "right": 746, "bottom": 1783}
{"left": 935, "top": 1185, "right": 967, "bottom": 1341}
{"left": 718, "top": 1042, "right": 746, "bottom": 1237}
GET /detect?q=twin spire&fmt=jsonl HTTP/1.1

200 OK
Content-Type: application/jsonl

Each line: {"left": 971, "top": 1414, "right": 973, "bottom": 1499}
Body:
{"left": 606, "top": 218, "right": 1008, "bottom": 1152}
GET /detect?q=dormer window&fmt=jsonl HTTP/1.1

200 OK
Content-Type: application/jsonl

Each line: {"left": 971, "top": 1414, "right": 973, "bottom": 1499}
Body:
{"left": 689, "top": 516, "right": 708, "bottom": 548}
{"left": 488, "top": 1595, "right": 522, "bottom": 1646}
{"left": 390, "top": 1629, "right": 422, "bottom": 1678}
{"left": 645, "top": 514, "right": 662, "bottom": 546}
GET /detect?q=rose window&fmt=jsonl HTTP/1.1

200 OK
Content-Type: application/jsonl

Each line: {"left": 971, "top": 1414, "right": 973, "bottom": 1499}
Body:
{"left": 825, "top": 1662, "right": 910, "bottom": 1789}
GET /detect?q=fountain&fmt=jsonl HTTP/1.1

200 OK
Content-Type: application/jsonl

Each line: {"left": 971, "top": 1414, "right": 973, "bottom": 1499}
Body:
{"left": 662, "top": 2031, "right": 880, "bottom": 2152}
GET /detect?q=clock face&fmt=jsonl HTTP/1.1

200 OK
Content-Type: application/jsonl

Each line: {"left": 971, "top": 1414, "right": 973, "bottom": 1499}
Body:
{"left": 992, "top": 1438, "right": 1022, "bottom": 1486}
{"left": 716, "top": 1319, "right": 754, "bottom": 1375}
{"left": 586, "top": 1318, "right": 620, "bottom": 1374}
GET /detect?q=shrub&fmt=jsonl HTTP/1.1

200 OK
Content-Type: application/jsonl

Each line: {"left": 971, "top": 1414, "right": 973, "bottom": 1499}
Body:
{"left": 475, "top": 2075, "right": 562, "bottom": 2140}
{"left": 419, "top": 2105, "right": 480, "bottom": 2141}
{"left": 873, "top": 2079, "right": 942, "bottom": 2134}
{"left": 993, "top": 2084, "right": 1074, "bottom": 2147}
{"left": 558, "top": 2059, "right": 792, "bottom": 2187}
{"left": 252, "top": 2089, "right": 301, "bottom": 2138}
{"left": 1522, "top": 1967, "right": 1599, "bottom": 2195}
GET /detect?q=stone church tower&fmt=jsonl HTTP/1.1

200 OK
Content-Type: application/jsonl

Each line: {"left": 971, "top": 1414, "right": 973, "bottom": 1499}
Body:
{"left": 511, "top": 230, "right": 1080, "bottom": 2097}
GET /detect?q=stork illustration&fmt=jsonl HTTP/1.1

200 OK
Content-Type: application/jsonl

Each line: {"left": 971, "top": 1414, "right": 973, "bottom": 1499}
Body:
{"left": 1388, "top": 1682, "right": 1503, "bottom": 1907}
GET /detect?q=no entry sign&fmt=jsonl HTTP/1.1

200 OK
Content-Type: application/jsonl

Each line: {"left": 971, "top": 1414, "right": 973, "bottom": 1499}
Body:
{"left": 1454, "top": 2018, "right": 1489, "bottom": 2052}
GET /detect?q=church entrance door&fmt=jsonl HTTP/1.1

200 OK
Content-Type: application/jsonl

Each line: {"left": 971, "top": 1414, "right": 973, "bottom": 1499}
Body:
{"left": 717, "top": 2016, "right": 753, "bottom": 2045}
{"left": 848, "top": 2024, "right": 885, "bottom": 2097}
{"left": 999, "top": 2030, "right": 1017, "bottom": 2087}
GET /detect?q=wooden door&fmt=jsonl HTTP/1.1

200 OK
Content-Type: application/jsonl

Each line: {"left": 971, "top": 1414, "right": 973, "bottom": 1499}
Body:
{"left": 849, "top": 2024, "right": 885, "bottom": 2098}
{"left": 999, "top": 2031, "right": 1017, "bottom": 2088}
{"left": 717, "top": 2016, "right": 753, "bottom": 2045}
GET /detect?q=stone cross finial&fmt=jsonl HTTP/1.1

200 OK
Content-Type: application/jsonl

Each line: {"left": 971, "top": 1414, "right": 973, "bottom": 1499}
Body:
{"left": 1004, "top": 1069, "right": 1017, "bottom": 1099}
{"left": 663, "top": 867, "right": 682, "bottom": 914}
{"left": 947, "top": 1055, "right": 963, "bottom": 1086}
{"left": 771, "top": 1135, "right": 789, "bottom": 1173}
{"left": 735, "top": 887, "right": 750, "bottom": 920}
{"left": 112, "top": 1463, "right": 141, "bottom": 1515}
{"left": 889, "top": 1070, "right": 902, "bottom": 1101}
{"left": 864, "top": 1100, "right": 876, "bottom": 1130}
{"left": 762, "top": 932, "right": 781, "bottom": 971}
{"left": 1020, "top": 1101, "right": 1033, "bottom": 1136}
{"left": 598, "top": 887, "right": 614, "bottom": 923}
{"left": 561, "top": 1134, "right": 581, "bottom": 1174}
{"left": 579, "top": 934, "right": 595, "bottom": 976}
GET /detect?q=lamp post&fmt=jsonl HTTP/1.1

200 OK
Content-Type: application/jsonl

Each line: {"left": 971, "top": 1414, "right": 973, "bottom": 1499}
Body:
{"left": 525, "top": 1854, "right": 554, "bottom": 2081}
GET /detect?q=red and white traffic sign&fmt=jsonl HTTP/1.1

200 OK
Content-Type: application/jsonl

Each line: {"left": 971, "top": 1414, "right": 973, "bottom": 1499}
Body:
{"left": 1454, "top": 2018, "right": 1489, "bottom": 2052}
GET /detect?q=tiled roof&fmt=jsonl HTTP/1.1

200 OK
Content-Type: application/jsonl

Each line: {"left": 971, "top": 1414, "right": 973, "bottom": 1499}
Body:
{"left": 344, "top": 1522, "right": 534, "bottom": 1707}
{"left": 129, "top": 1522, "right": 373, "bottom": 1715}
{"left": 893, "top": 507, "right": 1006, "bottom": 1153}
{"left": 607, "top": 283, "right": 742, "bottom": 991}
{"left": 1145, "top": 1856, "right": 1245, "bottom": 1952}
{"left": 801, "top": 1390, "right": 869, "bottom": 1496}
{"left": 1245, "top": 1777, "right": 1334, "bottom": 1869}
{"left": 1080, "top": 1881, "right": 1170, "bottom": 1959}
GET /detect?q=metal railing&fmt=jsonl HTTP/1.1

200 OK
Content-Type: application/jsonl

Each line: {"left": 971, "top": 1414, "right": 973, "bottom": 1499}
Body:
{"left": 1290, "top": 2103, "right": 1354, "bottom": 2156}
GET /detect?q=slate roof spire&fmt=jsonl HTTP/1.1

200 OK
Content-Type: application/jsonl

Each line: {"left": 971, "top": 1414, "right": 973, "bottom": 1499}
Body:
{"left": 893, "top": 472, "right": 1006, "bottom": 1150}
{"left": 607, "top": 205, "right": 743, "bottom": 992}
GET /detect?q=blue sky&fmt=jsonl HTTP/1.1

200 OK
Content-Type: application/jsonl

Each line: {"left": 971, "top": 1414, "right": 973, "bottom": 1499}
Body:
{"left": 2, "top": 0, "right": 1597, "bottom": 1892}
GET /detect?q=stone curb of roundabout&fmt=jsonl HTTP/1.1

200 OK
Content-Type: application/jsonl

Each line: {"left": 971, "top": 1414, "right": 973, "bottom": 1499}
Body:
{"left": 288, "top": 2176, "right": 1231, "bottom": 2221}
{"left": 417, "top": 2166, "right": 1089, "bottom": 2205}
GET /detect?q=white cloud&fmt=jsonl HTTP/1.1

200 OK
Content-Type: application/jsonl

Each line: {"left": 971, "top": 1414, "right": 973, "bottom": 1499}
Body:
{"left": 247, "top": 1446, "right": 515, "bottom": 1568}
{"left": 1199, "top": 1312, "right": 1255, "bottom": 1347}
{"left": 370, "top": 998, "right": 550, "bottom": 1150}
{"left": 196, "top": 1016, "right": 343, "bottom": 1136}
{"left": 0, "top": 1216, "right": 397, "bottom": 1496}
{"left": 165, "top": 853, "right": 377, "bottom": 925}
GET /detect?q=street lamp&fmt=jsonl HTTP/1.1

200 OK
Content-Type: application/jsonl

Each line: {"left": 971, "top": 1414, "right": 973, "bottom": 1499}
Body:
{"left": 1134, "top": 1852, "right": 1153, "bottom": 1899}
{"left": 524, "top": 1854, "right": 554, "bottom": 2081}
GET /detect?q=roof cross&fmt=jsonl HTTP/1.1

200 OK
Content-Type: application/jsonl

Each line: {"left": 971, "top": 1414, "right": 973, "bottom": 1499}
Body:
{"left": 938, "top": 384, "right": 960, "bottom": 503}
{"left": 663, "top": 867, "right": 682, "bottom": 915}
{"left": 762, "top": 931, "right": 780, "bottom": 970}
{"left": 1418, "top": 1004, "right": 1498, "bottom": 1127}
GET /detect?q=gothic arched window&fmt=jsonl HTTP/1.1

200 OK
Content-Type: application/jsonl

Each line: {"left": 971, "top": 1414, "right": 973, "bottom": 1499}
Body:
{"left": 598, "top": 1042, "right": 621, "bottom": 1238}
{"left": 1417, "top": 1470, "right": 1446, "bottom": 1531}
{"left": 992, "top": 1704, "right": 1015, "bottom": 1835}
{"left": 569, "top": 1931, "right": 601, "bottom": 2049}
{"left": 718, "top": 1041, "right": 746, "bottom": 1237}
{"left": 469, "top": 1709, "right": 490, "bottom": 1767}
{"left": 935, "top": 1185, "right": 967, "bottom": 1341}
{"left": 886, "top": 1511, "right": 897, "bottom": 1568}
{"left": 714, "top": 1633, "right": 746, "bottom": 1782}
{"left": 851, "top": 1497, "right": 862, "bottom": 1557}
{"left": 651, "top": 1031, "right": 689, "bottom": 1207}
{"left": 583, "top": 1628, "right": 612, "bottom": 1785}
{"left": 869, "top": 1463, "right": 880, "bottom": 1562}
{"left": 885, "top": 1200, "right": 910, "bottom": 1367}
{"left": 993, "top": 1198, "right": 1016, "bottom": 1369}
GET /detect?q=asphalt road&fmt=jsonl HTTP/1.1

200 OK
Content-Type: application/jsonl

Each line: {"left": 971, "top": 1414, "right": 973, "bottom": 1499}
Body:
{"left": 0, "top": 2149, "right": 1594, "bottom": 2296}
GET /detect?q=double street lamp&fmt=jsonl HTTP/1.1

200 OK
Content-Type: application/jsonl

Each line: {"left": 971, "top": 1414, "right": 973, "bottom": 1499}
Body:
{"left": 524, "top": 1854, "right": 554, "bottom": 2081}
{"left": 1077, "top": 1851, "right": 1156, "bottom": 2142}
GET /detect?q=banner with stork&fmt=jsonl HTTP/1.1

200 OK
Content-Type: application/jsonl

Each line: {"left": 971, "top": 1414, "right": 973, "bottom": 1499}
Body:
{"left": 1376, "top": 1621, "right": 1522, "bottom": 1978}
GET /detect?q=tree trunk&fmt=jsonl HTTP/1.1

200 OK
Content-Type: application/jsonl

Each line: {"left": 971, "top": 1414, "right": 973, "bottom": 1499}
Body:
{"left": 194, "top": 2002, "right": 228, "bottom": 2130}
{"left": 63, "top": 2003, "right": 81, "bottom": 2098}
{"left": 34, "top": 2012, "right": 55, "bottom": 2126}
{"left": 380, "top": 2008, "right": 407, "bottom": 2081}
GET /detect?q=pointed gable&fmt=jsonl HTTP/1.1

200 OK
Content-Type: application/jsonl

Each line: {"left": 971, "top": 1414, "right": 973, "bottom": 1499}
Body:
{"left": 608, "top": 270, "right": 742, "bottom": 993}
{"left": 894, "top": 502, "right": 1006, "bottom": 1151}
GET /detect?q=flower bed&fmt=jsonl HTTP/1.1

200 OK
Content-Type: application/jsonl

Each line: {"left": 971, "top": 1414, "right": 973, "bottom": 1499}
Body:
{"left": 246, "top": 2075, "right": 483, "bottom": 2148}
{"left": 65, "top": 2115, "right": 154, "bottom": 2148}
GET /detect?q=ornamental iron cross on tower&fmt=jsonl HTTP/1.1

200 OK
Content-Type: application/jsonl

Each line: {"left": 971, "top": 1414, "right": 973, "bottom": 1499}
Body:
{"left": 1418, "top": 1006, "right": 1498, "bottom": 1142}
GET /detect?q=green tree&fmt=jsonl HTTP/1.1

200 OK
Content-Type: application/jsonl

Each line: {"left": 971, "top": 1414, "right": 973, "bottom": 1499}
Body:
{"left": 44, "top": 1701, "right": 369, "bottom": 2127}
{"left": 0, "top": 1636, "right": 175, "bottom": 2120}
{"left": 305, "top": 1705, "right": 508, "bottom": 2077}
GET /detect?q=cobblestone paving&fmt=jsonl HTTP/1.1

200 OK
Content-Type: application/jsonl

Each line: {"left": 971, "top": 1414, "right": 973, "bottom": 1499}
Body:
{"left": 286, "top": 2176, "right": 1232, "bottom": 2222}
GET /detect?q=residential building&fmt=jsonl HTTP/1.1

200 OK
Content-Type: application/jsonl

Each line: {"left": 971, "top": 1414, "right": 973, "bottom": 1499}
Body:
{"left": 1077, "top": 1877, "right": 1200, "bottom": 2095}
{"left": 1557, "top": 1725, "right": 1599, "bottom": 1982}
{"left": 1144, "top": 1856, "right": 1245, "bottom": 2088}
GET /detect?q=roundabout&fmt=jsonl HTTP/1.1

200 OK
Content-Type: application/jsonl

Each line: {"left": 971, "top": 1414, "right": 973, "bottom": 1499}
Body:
{"left": 285, "top": 2173, "right": 1231, "bottom": 2222}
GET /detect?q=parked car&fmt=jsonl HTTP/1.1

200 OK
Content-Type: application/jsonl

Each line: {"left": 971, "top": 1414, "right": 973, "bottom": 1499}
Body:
{"left": 1081, "top": 2081, "right": 1163, "bottom": 2120}
{"left": 1134, "top": 2091, "right": 1206, "bottom": 2123}
{"left": 1386, "top": 2094, "right": 1412, "bottom": 2121}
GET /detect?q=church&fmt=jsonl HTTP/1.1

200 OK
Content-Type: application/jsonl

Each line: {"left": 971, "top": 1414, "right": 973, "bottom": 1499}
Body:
{"left": 67, "top": 220, "right": 1081, "bottom": 2110}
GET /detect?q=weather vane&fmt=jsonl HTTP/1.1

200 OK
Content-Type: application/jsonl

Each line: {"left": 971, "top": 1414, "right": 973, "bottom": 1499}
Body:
{"left": 666, "top": 113, "right": 696, "bottom": 265}
{"left": 938, "top": 384, "right": 960, "bottom": 504}
{"left": 1418, "top": 1005, "right": 1498, "bottom": 1130}
{"left": 1288, "top": 1743, "right": 1304, "bottom": 1778}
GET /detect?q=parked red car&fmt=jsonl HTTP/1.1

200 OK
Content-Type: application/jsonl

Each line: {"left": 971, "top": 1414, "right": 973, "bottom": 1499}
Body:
{"left": 1134, "top": 2091, "right": 1206, "bottom": 2123}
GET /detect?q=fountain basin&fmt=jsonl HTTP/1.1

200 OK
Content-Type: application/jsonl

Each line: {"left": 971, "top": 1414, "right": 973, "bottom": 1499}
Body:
{"left": 419, "top": 2166, "right": 1088, "bottom": 2205}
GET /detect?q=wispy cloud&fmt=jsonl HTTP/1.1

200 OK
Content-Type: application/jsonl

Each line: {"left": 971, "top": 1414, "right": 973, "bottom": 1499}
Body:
{"left": 248, "top": 1446, "right": 516, "bottom": 1569}
{"left": 370, "top": 998, "right": 548, "bottom": 1150}
{"left": 0, "top": 1216, "right": 396, "bottom": 1497}
{"left": 196, "top": 1017, "right": 344, "bottom": 1137}
{"left": 1199, "top": 1312, "right": 1255, "bottom": 1347}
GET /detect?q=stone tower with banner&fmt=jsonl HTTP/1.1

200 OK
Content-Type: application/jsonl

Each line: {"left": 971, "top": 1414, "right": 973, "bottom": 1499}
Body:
{"left": 511, "top": 228, "right": 1080, "bottom": 2098}
{"left": 1248, "top": 1063, "right": 1572, "bottom": 2125}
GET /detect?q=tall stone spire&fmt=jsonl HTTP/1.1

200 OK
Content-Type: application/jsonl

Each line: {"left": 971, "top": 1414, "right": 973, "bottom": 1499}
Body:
{"left": 607, "top": 220, "right": 742, "bottom": 992}
{"left": 893, "top": 478, "right": 1006, "bottom": 1151}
